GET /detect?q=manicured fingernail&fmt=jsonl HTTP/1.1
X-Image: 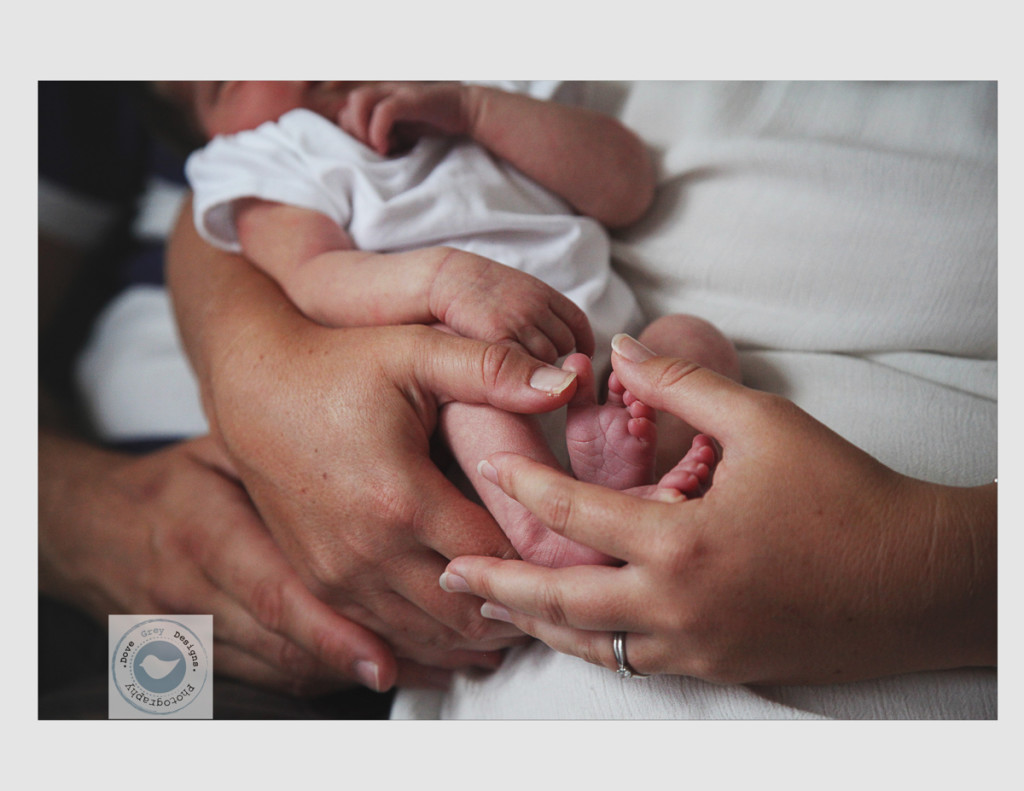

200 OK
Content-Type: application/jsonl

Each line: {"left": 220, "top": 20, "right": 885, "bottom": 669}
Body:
{"left": 611, "top": 333, "right": 656, "bottom": 362}
{"left": 529, "top": 366, "right": 577, "bottom": 395}
{"left": 354, "top": 660, "right": 382, "bottom": 692}
{"left": 480, "top": 602, "right": 514, "bottom": 623}
{"left": 476, "top": 459, "right": 498, "bottom": 484}
{"left": 439, "top": 571, "right": 471, "bottom": 593}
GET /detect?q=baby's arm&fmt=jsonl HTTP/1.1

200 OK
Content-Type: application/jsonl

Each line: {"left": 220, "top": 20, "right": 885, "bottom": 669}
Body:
{"left": 464, "top": 86, "right": 656, "bottom": 228}
{"left": 340, "top": 83, "right": 656, "bottom": 228}
{"left": 235, "top": 199, "right": 593, "bottom": 361}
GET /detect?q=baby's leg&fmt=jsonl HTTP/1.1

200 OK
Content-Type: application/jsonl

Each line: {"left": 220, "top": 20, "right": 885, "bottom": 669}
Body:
{"left": 440, "top": 402, "right": 615, "bottom": 568}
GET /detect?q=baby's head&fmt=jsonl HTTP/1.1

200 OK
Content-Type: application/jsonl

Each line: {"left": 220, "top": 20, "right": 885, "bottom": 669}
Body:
{"left": 154, "top": 81, "right": 362, "bottom": 140}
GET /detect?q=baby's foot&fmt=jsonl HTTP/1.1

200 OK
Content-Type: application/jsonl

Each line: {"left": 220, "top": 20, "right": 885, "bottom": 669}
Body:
{"left": 643, "top": 433, "right": 717, "bottom": 499}
{"left": 564, "top": 353, "right": 657, "bottom": 491}
{"left": 507, "top": 433, "right": 718, "bottom": 568}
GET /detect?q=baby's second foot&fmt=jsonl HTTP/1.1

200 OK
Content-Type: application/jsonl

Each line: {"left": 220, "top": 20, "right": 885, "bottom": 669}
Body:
{"left": 564, "top": 353, "right": 656, "bottom": 490}
{"left": 647, "top": 433, "right": 717, "bottom": 498}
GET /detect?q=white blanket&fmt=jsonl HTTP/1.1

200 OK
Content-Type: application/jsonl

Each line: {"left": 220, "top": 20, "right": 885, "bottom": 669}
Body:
{"left": 75, "top": 81, "right": 997, "bottom": 718}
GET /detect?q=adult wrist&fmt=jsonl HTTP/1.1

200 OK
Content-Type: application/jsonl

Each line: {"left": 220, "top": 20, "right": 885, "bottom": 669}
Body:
{"left": 894, "top": 477, "right": 997, "bottom": 671}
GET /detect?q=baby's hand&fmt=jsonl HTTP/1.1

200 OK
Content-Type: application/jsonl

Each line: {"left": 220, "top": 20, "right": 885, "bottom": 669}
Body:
{"left": 338, "top": 82, "right": 471, "bottom": 156}
{"left": 431, "top": 250, "right": 594, "bottom": 363}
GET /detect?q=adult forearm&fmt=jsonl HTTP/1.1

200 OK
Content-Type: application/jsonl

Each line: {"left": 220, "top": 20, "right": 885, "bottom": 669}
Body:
{"left": 917, "top": 480, "right": 997, "bottom": 669}
{"left": 464, "top": 85, "right": 656, "bottom": 227}
{"left": 166, "top": 197, "right": 302, "bottom": 426}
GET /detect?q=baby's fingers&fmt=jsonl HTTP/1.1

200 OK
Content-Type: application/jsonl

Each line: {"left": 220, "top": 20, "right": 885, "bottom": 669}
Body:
{"left": 515, "top": 325, "right": 560, "bottom": 364}
{"left": 338, "top": 85, "right": 388, "bottom": 148}
{"left": 551, "top": 294, "right": 594, "bottom": 357}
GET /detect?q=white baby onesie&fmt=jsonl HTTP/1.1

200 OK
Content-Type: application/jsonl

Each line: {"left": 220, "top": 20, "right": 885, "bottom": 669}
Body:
{"left": 186, "top": 107, "right": 643, "bottom": 362}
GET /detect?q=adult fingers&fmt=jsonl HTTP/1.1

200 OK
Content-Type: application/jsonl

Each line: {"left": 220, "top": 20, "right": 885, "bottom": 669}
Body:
{"left": 395, "top": 326, "right": 579, "bottom": 413}
{"left": 442, "top": 557, "right": 662, "bottom": 676}
{"left": 207, "top": 526, "right": 398, "bottom": 690}
{"left": 183, "top": 440, "right": 401, "bottom": 691}
{"left": 442, "top": 556, "right": 631, "bottom": 632}
{"left": 477, "top": 451, "right": 675, "bottom": 560}
{"left": 610, "top": 333, "right": 761, "bottom": 443}
{"left": 213, "top": 640, "right": 344, "bottom": 697}
{"left": 379, "top": 457, "right": 528, "bottom": 646}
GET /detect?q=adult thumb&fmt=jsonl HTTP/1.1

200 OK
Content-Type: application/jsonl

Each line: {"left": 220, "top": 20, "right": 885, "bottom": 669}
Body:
{"left": 409, "top": 328, "right": 579, "bottom": 415}
{"left": 610, "top": 333, "right": 756, "bottom": 442}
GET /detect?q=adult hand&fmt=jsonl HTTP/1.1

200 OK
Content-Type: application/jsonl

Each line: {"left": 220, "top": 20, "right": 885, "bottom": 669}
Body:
{"left": 204, "top": 322, "right": 578, "bottom": 666}
{"left": 441, "top": 334, "right": 997, "bottom": 685}
{"left": 168, "top": 205, "right": 579, "bottom": 674}
{"left": 38, "top": 432, "right": 483, "bottom": 694}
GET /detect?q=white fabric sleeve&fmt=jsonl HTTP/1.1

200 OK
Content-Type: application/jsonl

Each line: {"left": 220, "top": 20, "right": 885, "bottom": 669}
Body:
{"left": 185, "top": 117, "right": 353, "bottom": 253}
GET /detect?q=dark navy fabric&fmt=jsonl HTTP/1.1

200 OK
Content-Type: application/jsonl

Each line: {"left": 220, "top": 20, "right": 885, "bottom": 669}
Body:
{"left": 38, "top": 81, "right": 186, "bottom": 287}
{"left": 38, "top": 81, "right": 150, "bottom": 205}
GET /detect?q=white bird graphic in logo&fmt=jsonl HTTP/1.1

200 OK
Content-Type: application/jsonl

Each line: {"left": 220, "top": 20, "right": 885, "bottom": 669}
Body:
{"left": 140, "top": 654, "right": 182, "bottom": 680}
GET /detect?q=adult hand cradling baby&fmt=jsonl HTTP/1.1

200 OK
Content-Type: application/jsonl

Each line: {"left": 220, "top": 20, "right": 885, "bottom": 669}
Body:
{"left": 165, "top": 203, "right": 585, "bottom": 692}
{"left": 441, "top": 333, "right": 997, "bottom": 684}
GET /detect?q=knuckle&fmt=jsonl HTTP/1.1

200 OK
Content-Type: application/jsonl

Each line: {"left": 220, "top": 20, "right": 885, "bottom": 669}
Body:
{"left": 538, "top": 483, "right": 575, "bottom": 536}
{"left": 248, "top": 575, "right": 288, "bottom": 633}
{"left": 400, "top": 620, "right": 460, "bottom": 652}
{"left": 757, "top": 390, "right": 801, "bottom": 422}
{"left": 479, "top": 341, "right": 516, "bottom": 389}
{"left": 305, "top": 622, "right": 345, "bottom": 668}
{"left": 577, "top": 637, "right": 613, "bottom": 670}
{"left": 661, "top": 534, "right": 709, "bottom": 578}
{"left": 533, "top": 581, "right": 571, "bottom": 628}
{"left": 274, "top": 639, "right": 320, "bottom": 681}
{"left": 457, "top": 614, "right": 500, "bottom": 644}
{"left": 303, "top": 548, "right": 352, "bottom": 592}
{"left": 653, "top": 358, "right": 703, "bottom": 392}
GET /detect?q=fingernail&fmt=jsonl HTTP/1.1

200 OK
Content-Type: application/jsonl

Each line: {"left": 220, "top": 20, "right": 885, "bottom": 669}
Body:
{"left": 653, "top": 487, "right": 686, "bottom": 503}
{"left": 476, "top": 459, "right": 498, "bottom": 484}
{"left": 354, "top": 660, "right": 382, "bottom": 692}
{"left": 529, "top": 366, "right": 577, "bottom": 395}
{"left": 611, "top": 333, "right": 656, "bottom": 363}
{"left": 480, "top": 602, "right": 514, "bottom": 623}
{"left": 439, "top": 571, "right": 471, "bottom": 593}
